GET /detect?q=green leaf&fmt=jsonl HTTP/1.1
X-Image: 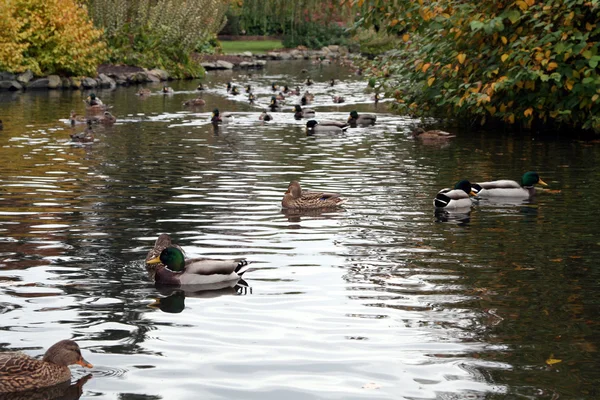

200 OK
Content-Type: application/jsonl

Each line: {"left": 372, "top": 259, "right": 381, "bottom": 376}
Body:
{"left": 506, "top": 10, "right": 521, "bottom": 24}
{"left": 470, "top": 21, "right": 484, "bottom": 31}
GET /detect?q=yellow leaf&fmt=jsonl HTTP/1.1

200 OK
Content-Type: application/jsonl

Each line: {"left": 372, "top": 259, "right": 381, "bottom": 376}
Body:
{"left": 501, "top": 53, "right": 509, "bottom": 62}
{"left": 525, "top": 0, "right": 535, "bottom": 5}
{"left": 357, "top": 0, "right": 365, "bottom": 6}
{"left": 402, "top": 33, "right": 410, "bottom": 42}
{"left": 524, "top": 107, "right": 533, "bottom": 117}
{"left": 486, "top": 106, "right": 497, "bottom": 115}
{"left": 593, "top": 94, "right": 599, "bottom": 102}
{"left": 565, "top": 80, "right": 574, "bottom": 90}
{"left": 427, "top": 77, "right": 435, "bottom": 86}
{"left": 422, "top": 63, "right": 431, "bottom": 72}
{"left": 547, "top": 62, "right": 558, "bottom": 71}
{"left": 546, "top": 358, "right": 562, "bottom": 366}
{"left": 586, "top": 22, "right": 594, "bottom": 31}
{"left": 390, "top": 19, "right": 399, "bottom": 27}
{"left": 501, "top": 36, "right": 508, "bottom": 45}
{"left": 457, "top": 53, "right": 466, "bottom": 64}
{"left": 516, "top": 0, "right": 528, "bottom": 10}
{"left": 500, "top": 104, "right": 507, "bottom": 113}
{"left": 507, "top": 113, "right": 515, "bottom": 124}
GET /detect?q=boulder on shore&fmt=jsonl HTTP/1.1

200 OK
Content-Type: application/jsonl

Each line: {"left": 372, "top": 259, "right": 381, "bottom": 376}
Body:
{"left": 0, "top": 80, "right": 23, "bottom": 91}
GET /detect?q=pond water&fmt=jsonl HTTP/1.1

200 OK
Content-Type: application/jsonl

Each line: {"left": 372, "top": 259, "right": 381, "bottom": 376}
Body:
{"left": 0, "top": 60, "right": 599, "bottom": 400}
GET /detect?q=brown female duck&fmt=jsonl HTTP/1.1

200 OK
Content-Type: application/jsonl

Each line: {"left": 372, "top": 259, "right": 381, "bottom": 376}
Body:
{"left": 281, "top": 181, "right": 347, "bottom": 209}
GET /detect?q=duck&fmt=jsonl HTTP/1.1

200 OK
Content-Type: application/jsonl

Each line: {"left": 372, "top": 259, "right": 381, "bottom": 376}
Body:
{"left": 70, "top": 121, "right": 95, "bottom": 143}
{"left": 0, "top": 339, "right": 93, "bottom": 393}
{"left": 211, "top": 108, "right": 232, "bottom": 124}
{"left": 276, "top": 92, "right": 286, "bottom": 101}
{"left": 161, "top": 85, "right": 173, "bottom": 94}
{"left": 84, "top": 93, "right": 110, "bottom": 112}
{"left": 373, "top": 93, "right": 380, "bottom": 105}
{"left": 230, "top": 85, "right": 240, "bottom": 96}
{"left": 412, "top": 128, "right": 456, "bottom": 140}
{"left": 333, "top": 96, "right": 345, "bottom": 104}
{"left": 268, "top": 96, "right": 281, "bottom": 112}
{"left": 197, "top": 83, "right": 205, "bottom": 91}
{"left": 84, "top": 93, "right": 103, "bottom": 106}
{"left": 282, "top": 181, "right": 347, "bottom": 209}
{"left": 282, "top": 85, "right": 290, "bottom": 94}
{"left": 306, "top": 120, "right": 348, "bottom": 135}
{"left": 293, "top": 105, "right": 316, "bottom": 120}
{"left": 137, "top": 88, "right": 151, "bottom": 96}
{"left": 292, "top": 86, "right": 301, "bottom": 95}
{"left": 472, "top": 171, "right": 548, "bottom": 199}
{"left": 304, "top": 78, "right": 313, "bottom": 86}
{"left": 226, "top": 82, "right": 232, "bottom": 92}
{"left": 89, "top": 111, "right": 116, "bottom": 125}
{"left": 434, "top": 180, "right": 476, "bottom": 209}
{"left": 330, "top": 78, "right": 335, "bottom": 87}
{"left": 69, "top": 110, "right": 87, "bottom": 126}
{"left": 146, "top": 241, "right": 251, "bottom": 286}
{"left": 245, "top": 84, "right": 252, "bottom": 93}
{"left": 271, "top": 83, "right": 278, "bottom": 92}
{"left": 145, "top": 233, "right": 184, "bottom": 280}
{"left": 0, "top": 120, "right": 3, "bottom": 130}
{"left": 259, "top": 110, "right": 273, "bottom": 121}
{"left": 183, "top": 97, "right": 206, "bottom": 107}
{"left": 348, "top": 110, "right": 376, "bottom": 127}
{"left": 248, "top": 93, "right": 256, "bottom": 105}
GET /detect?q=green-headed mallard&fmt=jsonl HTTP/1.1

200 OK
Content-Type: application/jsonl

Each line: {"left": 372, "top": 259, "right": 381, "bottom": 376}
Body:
{"left": 306, "top": 120, "right": 348, "bottom": 135}
{"left": 472, "top": 171, "right": 548, "bottom": 199}
{"left": 146, "top": 239, "right": 250, "bottom": 286}
{"left": 162, "top": 85, "right": 173, "bottom": 94}
{"left": 259, "top": 110, "right": 273, "bottom": 121}
{"left": 282, "top": 85, "right": 290, "bottom": 94}
{"left": 348, "top": 110, "right": 376, "bottom": 127}
{"left": 268, "top": 96, "right": 281, "bottom": 112}
{"left": 231, "top": 86, "right": 240, "bottom": 96}
{"left": 183, "top": 98, "right": 206, "bottom": 107}
{"left": 330, "top": 78, "right": 335, "bottom": 87}
{"left": 412, "top": 128, "right": 456, "bottom": 140}
{"left": 434, "top": 180, "right": 476, "bottom": 209}
{"left": 226, "top": 82, "right": 232, "bottom": 92}
{"left": 281, "top": 181, "right": 346, "bottom": 209}
{"left": 294, "top": 105, "right": 315, "bottom": 120}
{"left": 211, "top": 108, "right": 232, "bottom": 124}
{"left": 245, "top": 84, "right": 252, "bottom": 93}
{"left": 248, "top": 93, "right": 256, "bottom": 105}
{"left": 271, "top": 83, "right": 278, "bottom": 92}
{"left": 84, "top": 93, "right": 103, "bottom": 106}
{"left": 145, "top": 233, "right": 184, "bottom": 281}
{"left": 0, "top": 340, "right": 93, "bottom": 393}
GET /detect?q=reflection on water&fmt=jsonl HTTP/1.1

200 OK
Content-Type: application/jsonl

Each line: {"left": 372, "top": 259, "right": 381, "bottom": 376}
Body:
{"left": 0, "top": 60, "right": 599, "bottom": 399}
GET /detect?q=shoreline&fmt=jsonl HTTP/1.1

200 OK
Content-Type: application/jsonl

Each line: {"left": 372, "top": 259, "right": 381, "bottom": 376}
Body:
{"left": 0, "top": 46, "right": 358, "bottom": 92}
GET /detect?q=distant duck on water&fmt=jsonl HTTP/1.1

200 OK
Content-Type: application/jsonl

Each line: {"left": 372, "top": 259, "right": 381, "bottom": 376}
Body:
{"left": 434, "top": 180, "right": 476, "bottom": 209}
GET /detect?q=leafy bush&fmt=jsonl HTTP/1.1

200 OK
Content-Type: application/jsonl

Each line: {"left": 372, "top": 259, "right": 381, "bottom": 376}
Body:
{"left": 283, "top": 23, "right": 349, "bottom": 49}
{"left": 354, "top": 29, "right": 402, "bottom": 57}
{"left": 346, "top": 0, "right": 600, "bottom": 132}
{"left": 0, "top": 0, "right": 107, "bottom": 76}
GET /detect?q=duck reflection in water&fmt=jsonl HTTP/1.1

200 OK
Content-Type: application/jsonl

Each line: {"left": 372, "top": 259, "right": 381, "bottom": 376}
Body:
{"left": 150, "top": 280, "right": 251, "bottom": 314}
{"left": 434, "top": 208, "right": 472, "bottom": 225}
{"left": 281, "top": 207, "right": 346, "bottom": 224}
{"left": 0, "top": 373, "right": 92, "bottom": 400}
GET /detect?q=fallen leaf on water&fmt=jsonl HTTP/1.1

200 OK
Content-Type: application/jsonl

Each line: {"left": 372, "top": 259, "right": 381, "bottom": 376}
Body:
{"left": 546, "top": 356, "right": 562, "bottom": 366}
{"left": 550, "top": 258, "right": 563, "bottom": 262}
{"left": 362, "top": 382, "right": 381, "bottom": 389}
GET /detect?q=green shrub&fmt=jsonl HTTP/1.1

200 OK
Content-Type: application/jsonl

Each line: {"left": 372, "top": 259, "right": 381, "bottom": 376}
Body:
{"left": 282, "top": 23, "right": 348, "bottom": 49}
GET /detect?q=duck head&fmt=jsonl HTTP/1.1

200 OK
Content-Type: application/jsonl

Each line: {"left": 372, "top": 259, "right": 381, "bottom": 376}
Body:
{"left": 454, "top": 180, "right": 476, "bottom": 196}
{"left": 147, "top": 246, "right": 186, "bottom": 272}
{"left": 43, "top": 340, "right": 93, "bottom": 368}
{"left": 286, "top": 181, "right": 302, "bottom": 199}
{"left": 521, "top": 171, "right": 548, "bottom": 187}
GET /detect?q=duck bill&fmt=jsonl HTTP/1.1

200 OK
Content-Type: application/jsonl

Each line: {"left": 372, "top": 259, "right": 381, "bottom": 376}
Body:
{"left": 469, "top": 191, "right": 477, "bottom": 196}
{"left": 77, "top": 357, "right": 93, "bottom": 369}
{"left": 538, "top": 179, "right": 548, "bottom": 186}
{"left": 149, "top": 298, "right": 162, "bottom": 308}
{"left": 146, "top": 256, "right": 161, "bottom": 265}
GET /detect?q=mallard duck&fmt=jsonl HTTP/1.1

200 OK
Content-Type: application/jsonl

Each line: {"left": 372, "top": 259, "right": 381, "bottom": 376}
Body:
{"left": 89, "top": 111, "right": 116, "bottom": 125}
{"left": 197, "top": 83, "right": 205, "bottom": 91}
{"left": 292, "top": 86, "right": 301, "bottom": 95}
{"left": 84, "top": 93, "right": 110, "bottom": 112}
{"left": 226, "top": 82, "right": 232, "bottom": 92}
{"left": 412, "top": 128, "right": 456, "bottom": 140}
{"left": 306, "top": 120, "right": 348, "bottom": 135}
{"left": 145, "top": 233, "right": 184, "bottom": 280}
{"left": 271, "top": 83, "right": 278, "bottom": 92}
{"left": 268, "top": 96, "right": 281, "bottom": 112}
{"left": 434, "top": 180, "right": 476, "bottom": 209}
{"left": 231, "top": 86, "right": 240, "bottom": 96}
{"left": 137, "top": 88, "right": 151, "bottom": 96}
{"left": 211, "top": 108, "right": 232, "bottom": 124}
{"left": 276, "top": 92, "right": 286, "bottom": 101}
{"left": 146, "top": 243, "right": 250, "bottom": 286}
{"left": 281, "top": 181, "right": 346, "bottom": 209}
{"left": 245, "top": 84, "right": 252, "bottom": 93}
{"left": 70, "top": 121, "right": 94, "bottom": 143}
{"left": 259, "top": 110, "right": 272, "bottom": 121}
{"left": 304, "top": 78, "right": 313, "bottom": 86}
{"left": 348, "top": 110, "right": 376, "bottom": 127}
{"left": 330, "top": 78, "right": 335, "bottom": 87}
{"left": 162, "top": 85, "right": 173, "bottom": 94}
{"left": 472, "top": 171, "right": 548, "bottom": 199}
{"left": 248, "top": 93, "right": 256, "bottom": 105}
{"left": 293, "top": 105, "right": 315, "bottom": 120}
{"left": 183, "top": 98, "right": 206, "bottom": 107}
{"left": 373, "top": 93, "right": 380, "bottom": 105}
{"left": 333, "top": 96, "right": 345, "bottom": 104}
{"left": 0, "top": 340, "right": 92, "bottom": 393}
{"left": 282, "top": 85, "right": 290, "bottom": 94}
{"left": 84, "top": 93, "right": 103, "bottom": 106}
{"left": 69, "top": 110, "right": 86, "bottom": 126}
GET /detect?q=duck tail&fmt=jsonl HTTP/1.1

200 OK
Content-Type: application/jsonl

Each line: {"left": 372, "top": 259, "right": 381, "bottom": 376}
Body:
{"left": 235, "top": 259, "right": 251, "bottom": 276}
{"left": 434, "top": 193, "right": 451, "bottom": 208}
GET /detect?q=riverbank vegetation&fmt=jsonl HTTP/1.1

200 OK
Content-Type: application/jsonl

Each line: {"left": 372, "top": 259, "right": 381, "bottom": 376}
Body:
{"left": 345, "top": 0, "right": 600, "bottom": 132}
{"left": 220, "top": 40, "right": 284, "bottom": 54}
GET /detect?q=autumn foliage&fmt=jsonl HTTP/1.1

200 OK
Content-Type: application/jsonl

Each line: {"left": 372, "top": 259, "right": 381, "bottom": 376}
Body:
{"left": 0, "top": 0, "right": 107, "bottom": 76}
{"left": 346, "top": 0, "right": 600, "bottom": 132}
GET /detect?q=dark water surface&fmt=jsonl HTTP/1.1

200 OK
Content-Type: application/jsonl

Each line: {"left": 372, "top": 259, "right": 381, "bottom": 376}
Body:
{"left": 0, "top": 61, "right": 599, "bottom": 399}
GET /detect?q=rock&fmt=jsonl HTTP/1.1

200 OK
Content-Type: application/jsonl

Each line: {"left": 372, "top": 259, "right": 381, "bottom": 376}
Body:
{"left": 321, "top": 46, "right": 331, "bottom": 53}
{"left": 267, "top": 51, "right": 280, "bottom": 60}
{"left": 146, "top": 73, "right": 161, "bottom": 83}
{"left": 241, "top": 51, "right": 253, "bottom": 58}
{"left": 148, "top": 68, "right": 169, "bottom": 81}
{"left": 47, "top": 75, "right": 62, "bottom": 89}
{"left": 216, "top": 60, "right": 234, "bottom": 69}
{"left": 61, "top": 77, "right": 71, "bottom": 88}
{"left": 0, "top": 80, "right": 22, "bottom": 91}
{"left": 328, "top": 45, "right": 340, "bottom": 52}
{"left": 16, "top": 70, "right": 34, "bottom": 84}
{"left": 81, "top": 77, "right": 98, "bottom": 88}
{"left": 97, "top": 73, "right": 116, "bottom": 88}
{"left": 70, "top": 77, "right": 82, "bottom": 89}
{"left": 128, "top": 71, "right": 149, "bottom": 83}
{"left": 27, "top": 78, "right": 50, "bottom": 89}
{"left": 293, "top": 54, "right": 305, "bottom": 60}
{"left": 238, "top": 61, "right": 252, "bottom": 69}
{"left": 279, "top": 53, "right": 293, "bottom": 60}
{"left": 0, "top": 72, "right": 16, "bottom": 81}
{"left": 255, "top": 60, "right": 267, "bottom": 67}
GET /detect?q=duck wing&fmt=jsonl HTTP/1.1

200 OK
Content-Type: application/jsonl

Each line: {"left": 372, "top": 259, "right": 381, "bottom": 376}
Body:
{"left": 184, "top": 257, "right": 249, "bottom": 276}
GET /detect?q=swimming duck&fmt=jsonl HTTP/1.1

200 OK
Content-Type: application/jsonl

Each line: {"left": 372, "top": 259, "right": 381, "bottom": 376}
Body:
{"left": 412, "top": 128, "right": 456, "bottom": 140}
{"left": 145, "top": 233, "right": 184, "bottom": 280}
{"left": 69, "top": 110, "right": 87, "bottom": 126}
{"left": 304, "top": 78, "right": 313, "bottom": 86}
{"left": 348, "top": 110, "right": 377, "bottom": 127}
{"left": 259, "top": 110, "right": 273, "bottom": 121}
{"left": 373, "top": 93, "right": 380, "bottom": 105}
{"left": 0, "top": 339, "right": 93, "bottom": 393}
{"left": 162, "top": 85, "right": 173, "bottom": 94}
{"left": 292, "top": 86, "right": 301, "bottom": 95}
{"left": 248, "top": 93, "right": 256, "bottom": 105}
{"left": 245, "top": 84, "right": 252, "bottom": 93}
{"left": 276, "top": 92, "right": 286, "bottom": 101}
{"left": 231, "top": 86, "right": 240, "bottom": 96}
{"left": 472, "top": 171, "right": 548, "bottom": 199}
{"left": 330, "top": 78, "right": 335, "bottom": 87}
{"left": 306, "top": 120, "right": 348, "bottom": 135}
{"left": 211, "top": 108, "right": 232, "bottom": 124}
{"left": 84, "top": 93, "right": 103, "bottom": 106}
{"left": 137, "top": 88, "right": 151, "bottom": 96}
{"left": 271, "top": 83, "right": 278, "bottom": 91}
{"left": 226, "top": 82, "right": 232, "bottom": 92}
{"left": 281, "top": 181, "right": 347, "bottom": 209}
{"left": 268, "top": 97, "right": 281, "bottom": 112}
{"left": 183, "top": 97, "right": 206, "bottom": 107}
{"left": 89, "top": 111, "right": 116, "bottom": 125}
{"left": 282, "top": 85, "right": 290, "bottom": 94}
{"left": 70, "top": 121, "right": 95, "bottom": 143}
{"left": 333, "top": 96, "right": 345, "bottom": 104}
{"left": 293, "top": 105, "right": 316, "bottom": 120}
{"left": 84, "top": 93, "right": 110, "bottom": 112}
{"left": 434, "top": 180, "right": 476, "bottom": 209}
{"left": 197, "top": 83, "right": 205, "bottom": 91}
{"left": 146, "top": 244, "right": 250, "bottom": 286}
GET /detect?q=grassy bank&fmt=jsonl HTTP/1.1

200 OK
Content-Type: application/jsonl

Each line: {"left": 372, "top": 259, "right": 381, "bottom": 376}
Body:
{"left": 220, "top": 40, "right": 283, "bottom": 54}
